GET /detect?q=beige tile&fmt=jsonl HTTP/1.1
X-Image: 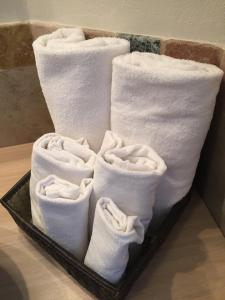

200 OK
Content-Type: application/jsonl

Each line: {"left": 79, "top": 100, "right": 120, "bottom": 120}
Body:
{"left": 83, "top": 27, "right": 115, "bottom": 39}
{"left": 0, "top": 23, "right": 34, "bottom": 69}
{"left": 0, "top": 65, "right": 54, "bottom": 147}
{"left": 29, "top": 22, "right": 60, "bottom": 40}
{"left": 161, "top": 39, "right": 222, "bottom": 66}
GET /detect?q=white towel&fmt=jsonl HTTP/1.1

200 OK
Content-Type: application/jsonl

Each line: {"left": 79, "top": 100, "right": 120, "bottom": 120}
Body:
{"left": 34, "top": 175, "right": 93, "bottom": 261}
{"left": 90, "top": 131, "right": 167, "bottom": 230}
{"left": 111, "top": 52, "right": 223, "bottom": 217}
{"left": 30, "top": 133, "right": 96, "bottom": 226}
{"left": 84, "top": 197, "right": 144, "bottom": 283}
{"left": 33, "top": 28, "right": 130, "bottom": 151}
{"left": 30, "top": 132, "right": 96, "bottom": 185}
{"left": 34, "top": 27, "right": 85, "bottom": 49}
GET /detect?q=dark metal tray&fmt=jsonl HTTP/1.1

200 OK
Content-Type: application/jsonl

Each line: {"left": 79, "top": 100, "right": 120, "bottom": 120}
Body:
{"left": 0, "top": 171, "right": 190, "bottom": 300}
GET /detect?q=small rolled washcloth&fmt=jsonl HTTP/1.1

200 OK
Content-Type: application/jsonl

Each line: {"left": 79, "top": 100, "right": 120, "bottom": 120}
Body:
{"left": 34, "top": 175, "right": 93, "bottom": 261}
{"left": 30, "top": 133, "right": 96, "bottom": 185}
{"left": 84, "top": 197, "right": 144, "bottom": 283}
{"left": 89, "top": 131, "right": 167, "bottom": 231}
{"left": 33, "top": 28, "right": 130, "bottom": 151}
{"left": 111, "top": 52, "right": 224, "bottom": 217}
{"left": 30, "top": 133, "right": 96, "bottom": 226}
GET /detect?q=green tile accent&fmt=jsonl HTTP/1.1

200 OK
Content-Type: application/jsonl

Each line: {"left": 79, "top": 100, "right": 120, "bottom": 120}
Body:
{"left": 117, "top": 33, "right": 160, "bottom": 53}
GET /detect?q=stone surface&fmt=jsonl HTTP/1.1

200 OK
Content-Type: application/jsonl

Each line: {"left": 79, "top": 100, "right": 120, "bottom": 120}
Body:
{"left": 0, "top": 23, "right": 35, "bottom": 69}
{"left": 12, "top": 23, "right": 35, "bottom": 67}
{"left": 83, "top": 28, "right": 115, "bottom": 39}
{"left": 117, "top": 33, "right": 160, "bottom": 53}
{"left": 29, "top": 22, "right": 59, "bottom": 40}
{"left": 0, "top": 32, "right": 9, "bottom": 67}
{"left": 0, "top": 65, "right": 54, "bottom": 147}
{"left": 161, "top": 39, "right": 222, "bottom": 66}
{"left": 0, "top": 24, "right": 16, "bottom": 69}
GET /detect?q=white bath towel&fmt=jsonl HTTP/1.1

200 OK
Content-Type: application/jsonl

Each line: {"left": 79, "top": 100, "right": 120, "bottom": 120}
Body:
{"left": 89, "top": 131, "right": 167, "bottom": 230}
{"left": 30, "top": 133, "right": 96, "bottom": 225}
{"left": 111, "top": 52, "right": 223, "bottom": 217}
{"left": 34, "top": 175, "right": 93, "bottom": 260}
{"left": 84, "top": 197, "right": 144, "bottom": 283}
{"left": 33, "top": 28, "right": 130, "bottom": 151}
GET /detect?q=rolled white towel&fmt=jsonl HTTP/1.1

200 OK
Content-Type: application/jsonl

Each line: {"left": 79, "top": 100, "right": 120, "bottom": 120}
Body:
{"left": 84, "top": 197, "right": 144, "bottom": 283}
{"left": 90, "top": 131, "right": 167, "bottom": 230}
{"left": 34, "top": 175, "right": 93, "bottom": 260}
{"left": 33, "top": 28, "right": 130, "bottom": 151}
{"left": 30, "top": 132, "right": 96, "bottom": 185}
{"left": 34, "top": 27, "right": 85, "bottom": 49}
{"left": 111, "top": 52, "right": 223, "bottom": 217}
{"left": 30, "top": 133, "right": 96, "bottom": 225}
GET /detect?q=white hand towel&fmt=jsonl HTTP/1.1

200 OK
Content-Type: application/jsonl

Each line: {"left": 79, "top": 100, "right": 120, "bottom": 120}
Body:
{"left": 90, "top": 131, "right": 167, "bottom": 230}
{"left": 30, "top": 132, "right": 96, "bottom": 185}
{"left": 34, "top": 175, "right": 93, "bottom": 261}
{"left": 111, "top": 52, "right": 223, "bottom": 216}
{"left": 30, "top": 133, "right": 96, "bottom": 226}
{"left": 84, "top": 197, "right": 144, "bottom": 283}
{"left": 33, "top": 29, "right": 130, "bottom": 151}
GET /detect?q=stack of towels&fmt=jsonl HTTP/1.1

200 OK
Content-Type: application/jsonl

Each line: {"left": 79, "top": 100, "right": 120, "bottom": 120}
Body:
{"left": 30, "top": 27, "right": 223, "bottom": 284}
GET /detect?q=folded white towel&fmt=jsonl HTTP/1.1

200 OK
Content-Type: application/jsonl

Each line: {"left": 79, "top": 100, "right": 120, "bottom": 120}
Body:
{"left": 34, "top": 175, "right": 93, "bottom": 260}
{"left": 90, "top": 131, "right": 167, "bottom": 230}
{"left": 84, "top": 197, "right": 144, "bottom": 283}
{"left": 30, "top": 133, "right": 96, "bottom": 226}
{"left": 33, "top": 28, "right": 130, "bottom": 151}
{"left": 111, "top": 52, "right": 223, "bottom": 217}
{"left": 30, "top": 132, "right": 96, "bottom": 185}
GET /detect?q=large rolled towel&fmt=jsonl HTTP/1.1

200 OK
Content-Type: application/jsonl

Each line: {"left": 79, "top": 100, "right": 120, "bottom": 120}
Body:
{"left": 30, "top": 133, "right": 96, "bottom": 225}
{"left": 33, "top": 28, "right": 130, "bottom": 151}
{"left": 34, "top": 175, "right": 93, "bottom": 260}
{"left": 90, "top": 131, "right": 167, "bottom": 230}
{"left": 85, "top": 197, "right": 144, "bottom": 283}
{"left": 111, "top": 52, "right": 223, "bottom": 216}
{"left": 36, "top": 27, "right": 85, "bottom": 49}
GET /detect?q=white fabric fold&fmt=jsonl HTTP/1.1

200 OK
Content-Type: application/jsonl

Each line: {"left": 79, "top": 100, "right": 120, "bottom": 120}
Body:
{"left": 90, "top": 131, "right": 167, "bottom": 230}
{"left": 35, "top": 27, "right": 85, "bottom": 49}
{"left": 30, "top": 132, "right": 96, "bottom": 185}
{"left": 30, "top": 133, "right": 96, "bottom": 227}
{"left": 34, "top": 175, "right": 93, "bottom": 260}
{"left": 33, "top": 28, "right": 130, "bottom": 151}
{"left": 111, "top": 52, "right": 223, "bottom": 216}
{"left": 84, "top": 197, "right": 144, "bottom": 283}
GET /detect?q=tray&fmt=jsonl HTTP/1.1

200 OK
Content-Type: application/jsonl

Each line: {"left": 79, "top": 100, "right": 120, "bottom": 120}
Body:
{"left": 0, "top": 171, "right": 190, "bottom": 300}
